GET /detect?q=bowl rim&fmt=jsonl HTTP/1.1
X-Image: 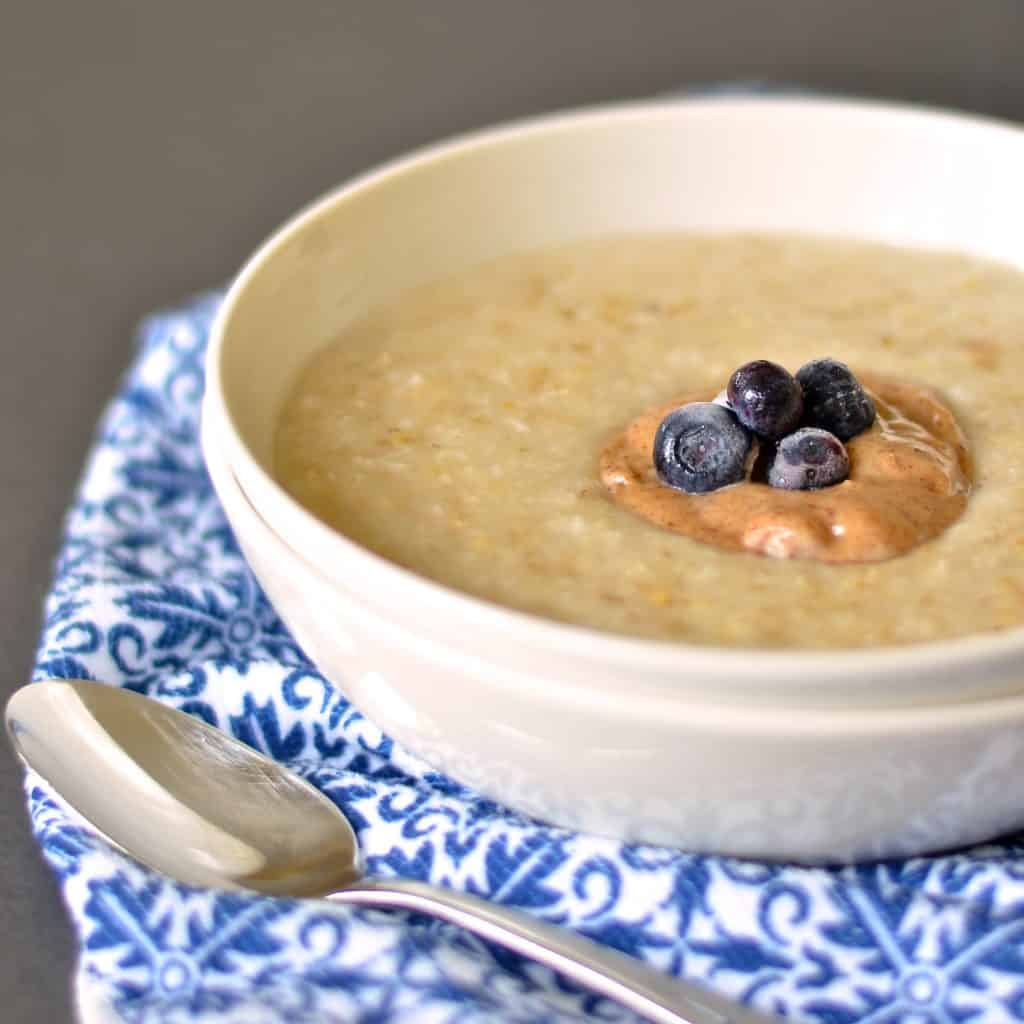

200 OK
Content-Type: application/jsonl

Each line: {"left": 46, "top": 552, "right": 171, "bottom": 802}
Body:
{"left": 206, "top": 93, "right": 1024, "bottom": 689}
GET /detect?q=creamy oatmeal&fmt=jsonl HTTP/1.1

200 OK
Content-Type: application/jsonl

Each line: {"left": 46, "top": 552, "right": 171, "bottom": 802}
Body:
{"left": 275, "top": 234, "right": 1024, "bottom": 649}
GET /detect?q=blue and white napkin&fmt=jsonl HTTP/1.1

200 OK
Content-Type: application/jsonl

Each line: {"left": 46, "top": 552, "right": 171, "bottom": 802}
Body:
{"left": 26, "top": 294, "right": 1024, "bottom": 1023}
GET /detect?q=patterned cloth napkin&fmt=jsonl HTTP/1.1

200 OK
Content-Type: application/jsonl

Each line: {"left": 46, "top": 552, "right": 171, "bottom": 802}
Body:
{"left": 25, "top": 294, "right": 1024, "bottom": 1024}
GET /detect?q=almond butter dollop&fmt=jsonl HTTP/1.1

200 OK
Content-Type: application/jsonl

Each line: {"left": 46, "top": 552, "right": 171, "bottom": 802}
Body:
{"left": 600, "top": 373, "right": 971, "bottom": 564}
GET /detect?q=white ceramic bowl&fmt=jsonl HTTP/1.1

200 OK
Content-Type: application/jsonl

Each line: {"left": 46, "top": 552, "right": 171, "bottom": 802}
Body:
{"left": 204, "top": 96, "right": 1024, "bottom": 860}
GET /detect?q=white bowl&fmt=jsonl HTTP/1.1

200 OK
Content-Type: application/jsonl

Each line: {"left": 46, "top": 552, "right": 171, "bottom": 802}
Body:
{"left": 203, "top": 405, "right": 1024, "bottom": 862}
{"left": 203, "top": 96, "right": 1024, "bottom": 860}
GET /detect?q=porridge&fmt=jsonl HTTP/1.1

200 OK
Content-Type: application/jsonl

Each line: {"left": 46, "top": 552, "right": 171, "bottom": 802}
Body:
{"left": 275, "top": 234, "right": 1024, "bottom": 649}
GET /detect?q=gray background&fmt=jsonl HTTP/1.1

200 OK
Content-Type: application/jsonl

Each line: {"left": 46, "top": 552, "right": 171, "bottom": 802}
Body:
{"left": 3, "top": 2, "right": 1024, "bottom": 1019}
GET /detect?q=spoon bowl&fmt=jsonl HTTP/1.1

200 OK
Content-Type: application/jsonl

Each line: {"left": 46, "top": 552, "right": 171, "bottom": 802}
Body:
{"left": 7, "top": 678, "right": 361, "bottom": 896}
{"left": 7, "top": 679, "right": 777, "bottom": 1024}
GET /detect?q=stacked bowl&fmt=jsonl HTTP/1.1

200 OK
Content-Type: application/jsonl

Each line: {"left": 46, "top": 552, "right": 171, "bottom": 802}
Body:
{"left": 202, "top": 97, "right": 1024, "bottom": 863}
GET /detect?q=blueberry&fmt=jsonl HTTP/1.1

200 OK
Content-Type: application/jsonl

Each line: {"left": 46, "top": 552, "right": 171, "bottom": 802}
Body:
{"left": 795, "top": 358, "right": 876, "bottom": 441}
{"left": 767, "top": 428, "right": 849, "bottom": 490}
{"left": 726, "top": 360, "right": 803, "bottom": 439}
{"left": 653, "top": 402, "right": 752, "bottom": 494}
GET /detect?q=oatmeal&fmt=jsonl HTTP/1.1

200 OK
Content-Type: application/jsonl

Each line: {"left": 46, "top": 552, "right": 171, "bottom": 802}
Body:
{"left": 602, "top": 373, "right": 971, "bottom": 563}
{"left": 275, "top": 234, "right": 1024, "bottom": 649}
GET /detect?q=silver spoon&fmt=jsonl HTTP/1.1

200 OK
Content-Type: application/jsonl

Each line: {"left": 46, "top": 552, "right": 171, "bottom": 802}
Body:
{"left": 7, "top": 679, "right": 778, "bottom": 1024}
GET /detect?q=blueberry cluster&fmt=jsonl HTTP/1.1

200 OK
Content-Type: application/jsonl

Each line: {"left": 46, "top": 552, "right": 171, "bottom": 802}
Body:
{"left": 653, "top": 358, "right": 875, "bottom": 495}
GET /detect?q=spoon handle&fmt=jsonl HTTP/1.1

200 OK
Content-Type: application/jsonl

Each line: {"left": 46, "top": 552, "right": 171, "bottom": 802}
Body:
{"left": 329, "top": 878, "right": 777, "bottom": 1024}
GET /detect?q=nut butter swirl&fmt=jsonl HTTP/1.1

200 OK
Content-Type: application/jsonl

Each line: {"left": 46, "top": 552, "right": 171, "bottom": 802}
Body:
{"left": 600, "top": 373, "right": 971, "bottom": 564}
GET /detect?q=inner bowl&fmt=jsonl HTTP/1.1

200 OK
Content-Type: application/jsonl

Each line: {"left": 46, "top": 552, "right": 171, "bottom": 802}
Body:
{"left": 206, "top": 95, "right": 1024, "bottom": 711}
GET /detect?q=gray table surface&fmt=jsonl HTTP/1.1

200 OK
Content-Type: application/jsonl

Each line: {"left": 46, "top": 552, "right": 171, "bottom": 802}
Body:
{"left": 4, "top": 2, "right": 1024, "bottom": 1020}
